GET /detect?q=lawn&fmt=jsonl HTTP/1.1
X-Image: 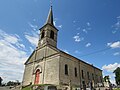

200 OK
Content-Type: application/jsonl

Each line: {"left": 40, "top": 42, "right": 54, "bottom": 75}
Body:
{"left": 113, "top": 88, "right": 120, "bottom": 90}
{"left": 21, "top": 86, "right": 31, "bottom": 90}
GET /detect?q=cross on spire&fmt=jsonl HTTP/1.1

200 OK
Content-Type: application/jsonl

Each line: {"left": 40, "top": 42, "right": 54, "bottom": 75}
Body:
{"left": 50, "top": 0, "right": 52, "bottom": 7}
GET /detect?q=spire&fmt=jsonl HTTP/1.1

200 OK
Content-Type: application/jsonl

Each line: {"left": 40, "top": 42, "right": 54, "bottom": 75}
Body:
{"left": 46, "top": 6, "right": 54, "bottom": 25}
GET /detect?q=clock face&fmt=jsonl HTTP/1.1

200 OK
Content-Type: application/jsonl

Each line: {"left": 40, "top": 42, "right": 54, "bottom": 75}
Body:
{"left": 41, "top": 40, "right": 43, "bottom": 44}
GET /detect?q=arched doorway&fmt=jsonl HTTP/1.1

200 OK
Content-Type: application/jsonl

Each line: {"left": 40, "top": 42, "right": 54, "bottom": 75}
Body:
{"left": 34, "top": 69, "right": 40, "bottom": 84}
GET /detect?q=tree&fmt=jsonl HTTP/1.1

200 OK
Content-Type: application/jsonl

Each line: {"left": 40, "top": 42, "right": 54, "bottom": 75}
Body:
{"left": 103, "top": 75, "right": 110, "bottom": 82}
{"left": 7, "top": 81, "right": 14, "bottom": 86}
{"left": 15, "top": 80, "right": 20, "bottom": 85}
{"left": 7, "top": 80, "right": 20, "bottom": 86}
{"left": 0, "top": 77, "right": 3, "bottom": 86}
{"left": 113, "top": 67, "right": 120, "bottom": 85}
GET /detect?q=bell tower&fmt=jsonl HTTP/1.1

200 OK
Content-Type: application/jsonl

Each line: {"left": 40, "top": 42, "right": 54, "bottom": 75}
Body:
{"left": 38, "top": 6, "right": 58, "bottom": 48}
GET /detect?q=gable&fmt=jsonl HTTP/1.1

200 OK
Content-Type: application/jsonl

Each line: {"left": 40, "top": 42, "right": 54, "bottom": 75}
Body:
{"left": 25, "top": 50, "right": 36, "bottom": 65}
{"left": 25, "top": 46, "right": 60, "bottom": 65}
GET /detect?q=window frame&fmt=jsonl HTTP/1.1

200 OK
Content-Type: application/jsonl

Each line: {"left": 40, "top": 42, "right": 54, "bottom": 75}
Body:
{"left": 75, "top": 67, "right": 77, "bottom": 77}
{"left": 82, "top": 70, "right": 84, "bottom": 79}
{"left": 87, "top": 71, "right": 90, "bottom": 80}
{"left": 41, "top": 31, "right": 45, "bottom": 39}
{"left": 65, "top": 64, "right": 68, "bottom": 75}
{"left": 50, "top": 30, "right": 54, "bottom": 39}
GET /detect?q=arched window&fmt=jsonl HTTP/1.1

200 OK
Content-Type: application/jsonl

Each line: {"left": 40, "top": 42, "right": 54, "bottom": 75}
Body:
{"left": 75, "top": 67, "right": 77, "bottom": 77}
{"left": 50, "top": 30, "right": 54, "bottom": 39}
{"left": 41, "top": 31, "right": 45, "bottom": 39}
{"left": 34, "top": 69, "right": 40, "bottom": 84}
{"left": 65, "top": 64, "right": 68, "bottom": 75}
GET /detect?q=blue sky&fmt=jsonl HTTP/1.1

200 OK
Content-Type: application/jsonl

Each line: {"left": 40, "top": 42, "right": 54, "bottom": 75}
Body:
{"left": 0, "top": 0, "right": 120, "bottom": 84}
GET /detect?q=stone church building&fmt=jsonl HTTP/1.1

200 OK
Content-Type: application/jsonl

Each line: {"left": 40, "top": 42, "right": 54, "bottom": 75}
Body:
{"left": 22, "top": 6, "right": 103, "bottom": 90}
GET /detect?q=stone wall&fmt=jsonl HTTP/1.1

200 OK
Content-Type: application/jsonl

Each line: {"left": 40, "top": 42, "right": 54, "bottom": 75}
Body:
{"left": 59, "top": 53, "right": 103, "bottom": 89}
{"left": 44, "top": 54, "right": 60, "bottom": 85}
{"left": 22, "top": 63, "right": 33, "bottom": 86}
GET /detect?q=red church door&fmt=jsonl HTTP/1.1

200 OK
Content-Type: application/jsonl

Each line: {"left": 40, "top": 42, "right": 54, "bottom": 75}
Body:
{"left": 34, "top": 69, "right": 40, "bottom": 84}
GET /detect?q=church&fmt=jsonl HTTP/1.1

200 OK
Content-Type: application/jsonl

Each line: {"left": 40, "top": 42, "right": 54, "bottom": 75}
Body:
{"left": 22, "top": 6, "right": 103, "bottom": 90}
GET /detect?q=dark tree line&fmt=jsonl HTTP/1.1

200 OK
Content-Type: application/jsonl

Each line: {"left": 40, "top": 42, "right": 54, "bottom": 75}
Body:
{"left": 0, "top": 77, "right": 21, "bottom": 86}
{"left": 7, "top": 80, "right": 20, "bottom": 86}
{"left": 113, "top": 67, "right": 120, "bottom": 85}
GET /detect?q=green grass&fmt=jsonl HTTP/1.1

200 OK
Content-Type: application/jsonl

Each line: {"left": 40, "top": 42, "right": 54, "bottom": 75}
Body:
{"left": 22, "top": 86, "right": 31, "bottom": 90}
{"left": 113, "top": 88, "right": 120, "bottom": 90}
{"left": 21, "top": 84, "right": 53, "bottom": 90}
{"left": 21, "top": 84, "right": 56, "bottom": 90}
{"left": 32, "top": 84, "right": 52, "bottom": 86}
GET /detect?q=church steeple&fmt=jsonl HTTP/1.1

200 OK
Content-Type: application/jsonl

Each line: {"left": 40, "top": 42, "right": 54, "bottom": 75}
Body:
{"left": 38, "top": 6, "right": 58, "bottom": 48}
{"left": 46, "top": 6, "right": 53, "bottom": 25}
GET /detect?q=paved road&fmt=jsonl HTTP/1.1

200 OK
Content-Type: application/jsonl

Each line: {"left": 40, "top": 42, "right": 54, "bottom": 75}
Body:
{"left": 0, "top": 87, "right": 11, "bottom": 90}
{"left": 0, "top": 87, "right": 20, "bottom": 90}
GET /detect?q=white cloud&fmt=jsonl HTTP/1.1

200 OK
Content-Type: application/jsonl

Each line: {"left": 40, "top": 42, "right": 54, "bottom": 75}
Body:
{"left": 117, "top": 15, "right": 120, "bottom": 19}
{"left": 53, "top": 21, "right": 56, "bottom": 26}
{"left": 82, "top": 27, "right": 91, "bottom": 33}
{"left": 0, "top": 30, "right": 25, "bottom": 50}
{"left": 74, "top": 21, "right": 91, "bottom": 34}
{"left": 53, "top": 19, "right": 62, "bottom": 29}
{"left": 83, "top": 29, "right": 88, "bottom": 33}
{"left": 17, "top": 43, "right": 25, "bottom": 49}
{"left": 82, "top": 22, "right": 91, "bottom": 33}
{"left": 0, "top": 29, "right": 28, "bottom": 83}
{"left": 25, "top": 23, "right": 39, "bottom": 47}
{"left": 113, "top": 52, "right": 120, "bottom": 56}
{"left": 29, "top": 47, "right": 34, "bottom": 53}
{"left": 114, "top": 22, "right": 120, "bottom": 30}
{"left": 73, "top": 20, "right": 76, "bottom": 23}
{"left": 58, "top": 25, "right": 62, "bottom": 28}
{"left": 110, "top": 78, "right": 116, "bottom": 84}
{"left": 112, "top": 30, "right": 117, "bottom": 34}
{"left": 28, "top": 22, "right": 38, "bottom": 31}
{"left": 112, "top": 16, "right": 120, "bottom": 31}
{"left": 103, "top": 72, "right": 116, "bottom": 84}
{"left": 87, "top": 22, "right": 90, "bottom": 26}
{"left": 107, "top": 43, "right": 111, "bottom": 46}
{"left": 85, "top": 43, "right": 91, "bottom": 47}
{"left": 74, "top": 50, "right": 81, "bottom": 54}
{"left": 102, "top": 63, "right": 120, "bottom": 72}
{"left": 73, "top": 33, "right": 84, "bottom": 42}
{"left": 107, "top": 41, "right": 120, "bottom": 48}
{"left": 25, "top": 34, "right": 38, "bottom": 47}
{"left": 73, "top": 36, "right": 80, "bottom": 42}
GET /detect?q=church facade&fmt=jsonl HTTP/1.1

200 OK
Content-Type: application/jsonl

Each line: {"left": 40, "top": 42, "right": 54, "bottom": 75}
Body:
{"left": 22, "top": 6, "right": 103, "bottom": 90}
